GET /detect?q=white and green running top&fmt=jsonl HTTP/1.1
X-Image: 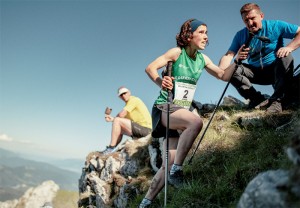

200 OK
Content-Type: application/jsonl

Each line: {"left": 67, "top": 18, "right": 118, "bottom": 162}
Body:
{"left": 154, "top": 47, "right": 206, "bottom": 109}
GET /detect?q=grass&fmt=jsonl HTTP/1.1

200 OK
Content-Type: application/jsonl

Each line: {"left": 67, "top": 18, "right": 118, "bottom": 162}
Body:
{"left": 52, "top": 189, "right": 78, "bottom": 208}
{"left": 128, "top": 107, "right": 298, "bottom": 208}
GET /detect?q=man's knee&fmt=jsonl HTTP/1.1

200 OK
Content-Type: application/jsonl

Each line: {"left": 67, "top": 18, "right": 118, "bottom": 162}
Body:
{"left": 231, "top": 65, "right": 251, "bottom": 88}
{"left": 276, "top": 54, "right": 294, "bottom": 71}
{"left": 112, "top": 117, "right": 121, "bottom": 123}
{"left": 233, "top": 65, "right": 245, "bottom": 76}
{"left": 112, "top": 117, "right": 128, "bottom": 126}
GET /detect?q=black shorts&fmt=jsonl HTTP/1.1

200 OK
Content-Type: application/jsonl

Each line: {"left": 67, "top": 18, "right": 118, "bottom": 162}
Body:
{"left": 151, "top": 104, "right": 183, "bottom": 139}
{"left": 131, "top": 121, "right": 152, "bottom": 138}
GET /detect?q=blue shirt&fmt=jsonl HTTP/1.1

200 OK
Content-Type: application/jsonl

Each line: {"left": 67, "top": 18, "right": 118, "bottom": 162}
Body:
{"left": 229, "top": 20, "right": 298, "bottom": 67}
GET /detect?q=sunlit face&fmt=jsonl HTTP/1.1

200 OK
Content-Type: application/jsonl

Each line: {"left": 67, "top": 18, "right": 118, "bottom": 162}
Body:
{"left": 190, "top": 25, "right": 208, "bottom": 50}
{"left": 242, "top": 9, "right": 264, "bottom": 33}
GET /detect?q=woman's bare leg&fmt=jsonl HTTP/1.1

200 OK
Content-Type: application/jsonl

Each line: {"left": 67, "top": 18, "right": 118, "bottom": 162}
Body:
{"left": 144, "top": 137, "right": 178, "bottom": 200}
{"left": 161, "top": 109, "right": 203, "bottom": 165}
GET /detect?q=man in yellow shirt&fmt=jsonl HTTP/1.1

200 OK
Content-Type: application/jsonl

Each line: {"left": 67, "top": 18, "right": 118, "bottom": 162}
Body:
{"left": 102, "top": 86, "right": 152, "bottom": 154}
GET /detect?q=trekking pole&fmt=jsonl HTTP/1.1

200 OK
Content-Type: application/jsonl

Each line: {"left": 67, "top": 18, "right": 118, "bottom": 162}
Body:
{"left": 188, "top": 32, "right": 255, "bottom": 165}
{"left": 164, "top": 61, "right": 173, "bottom": 207}
{"left": 294, "top": 64, "right": 300, "bottom": 76}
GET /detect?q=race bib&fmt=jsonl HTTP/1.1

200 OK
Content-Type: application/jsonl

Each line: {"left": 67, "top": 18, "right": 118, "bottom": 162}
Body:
{"left": 173, "top": 82, "right": 196, "bottom": 109}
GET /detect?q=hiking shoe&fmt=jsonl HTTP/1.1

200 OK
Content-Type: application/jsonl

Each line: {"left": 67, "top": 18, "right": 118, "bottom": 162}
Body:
{"left": 168, "top": 169, "right": 184, "bottom": 188}
{"left": 255, "top": 99, "right": 270, "bottom": 110}
{"left": 138, "top": 202, "right": 151, "bottom": 208}
{"left": 266, "top": 101, "right": 282, "bottom": 113}
{"left": 101, "top": 146, "right": 117, "bottom": 155}
{"left": 138, "top": 204, "right": 151, "bottom": 208}
{"left": 138, "top": 198, "right": 152, "bottom": 208}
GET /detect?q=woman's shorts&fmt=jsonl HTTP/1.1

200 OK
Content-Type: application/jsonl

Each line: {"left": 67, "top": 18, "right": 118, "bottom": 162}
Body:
{"left": 151, "top": 104, "right": 184, "bottom": 139}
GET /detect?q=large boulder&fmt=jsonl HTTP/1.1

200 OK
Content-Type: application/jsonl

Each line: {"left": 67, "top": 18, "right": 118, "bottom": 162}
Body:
{"left": 78, "top": 135, "right": 154, "bottom": 208}
{"left": 237, "top": 125, "right": 300, "bottom": 208}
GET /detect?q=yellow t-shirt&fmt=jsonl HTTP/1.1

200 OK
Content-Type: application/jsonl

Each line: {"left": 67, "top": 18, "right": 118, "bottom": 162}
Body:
{"left": 124, "top": 96, "right": 152, "bottom": 129}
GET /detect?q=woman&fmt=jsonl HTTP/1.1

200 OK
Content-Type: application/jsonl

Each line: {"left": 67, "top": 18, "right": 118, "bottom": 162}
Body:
{"left": 139, "top": 18, "right": 237, "bottom": 207}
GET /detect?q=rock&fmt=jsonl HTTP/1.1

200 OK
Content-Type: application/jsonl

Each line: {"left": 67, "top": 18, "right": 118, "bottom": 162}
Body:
{"left": 113, "top": 183, "right": 139, "bottom": 208}
{"left": 0, "top": 181, "right": 59, "bottom": 208}
{"left": 222, "top": 95, "right": 247, "bottom": 107}
{"left": 78, "top": 134, "right": 152, "bottom": 208}
{"left": 191, "top": 100, "right": 216, "bottom": 116}
{"left": 0, "top": 200, "right": 18, "bottom": 208}
{"left": 148, "top": 138, "right": 163, "bottom": 172}
{"left": 238, "top": 115, "right": 263, "bottom": 128}
{"left": 237, "top": 170, "right": 290, "bottom": 208}
{"left": 237, "top": 124, "right": 300, "bottom": 208}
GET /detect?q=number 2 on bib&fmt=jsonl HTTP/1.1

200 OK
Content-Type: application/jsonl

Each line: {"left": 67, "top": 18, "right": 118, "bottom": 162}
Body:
{"left": 173, "top": 82, "right": 197, "bottom": 109}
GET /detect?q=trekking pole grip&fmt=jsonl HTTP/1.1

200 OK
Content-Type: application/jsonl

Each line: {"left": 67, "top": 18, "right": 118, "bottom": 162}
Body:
{"left": 166, "top": 61, "right": 173, "bottom": 102}
{"left": 166, "top": 61, "right": 173, "bottom": 77}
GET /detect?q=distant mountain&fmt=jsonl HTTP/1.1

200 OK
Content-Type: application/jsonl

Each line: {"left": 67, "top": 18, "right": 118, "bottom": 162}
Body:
{"left": 48, "top": 158, "right": 85, "bottom": 173}
{"left": 18, "top": 151, "right": 85, "bottom": 173}
{"left": 0, "top": 148, "right": 19, "bottom": 157}
{"left": 0, "top": 148, "right": 80, "bottom": 201}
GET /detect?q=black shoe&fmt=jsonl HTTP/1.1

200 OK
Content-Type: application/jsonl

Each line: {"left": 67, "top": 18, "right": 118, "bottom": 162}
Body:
{"left": 168, "top": 169, "right": 184, "bottom": 188}
{"left": 238, "top": 87, "right": 266, "bottom": 109}
{"left": 248, "top": 97, "right": 266, "bottom": 109}
{"left": 266, "top": 101, "right": 282, "bottom": 113}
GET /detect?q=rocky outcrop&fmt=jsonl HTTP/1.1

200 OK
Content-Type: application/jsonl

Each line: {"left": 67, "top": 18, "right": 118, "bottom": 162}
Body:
{"left": 0, "top": 180, "right": 59, "bottom": 208}
{"left": 78, "top": 134, "right": 156, "bottom": 208}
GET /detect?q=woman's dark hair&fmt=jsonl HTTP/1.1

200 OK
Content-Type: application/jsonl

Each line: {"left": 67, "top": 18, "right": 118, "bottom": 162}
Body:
{"left": 176, "top": 18, "right": 195, "bottom": 48}
{"left": 176, "top": 19, "right": 208, "bottom": 48}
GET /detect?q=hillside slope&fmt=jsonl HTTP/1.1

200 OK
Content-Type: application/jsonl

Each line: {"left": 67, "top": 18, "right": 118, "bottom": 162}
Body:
{"left": 77, "top": 103, "right": 299, "bottom": 207}
{"left": 128, "top": 106, "right": 299, "bottom": 207}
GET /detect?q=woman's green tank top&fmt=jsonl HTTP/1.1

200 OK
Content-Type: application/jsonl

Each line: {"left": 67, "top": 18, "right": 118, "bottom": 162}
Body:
{"left": 154, "top": 48, "right": 206, "bottom": 109}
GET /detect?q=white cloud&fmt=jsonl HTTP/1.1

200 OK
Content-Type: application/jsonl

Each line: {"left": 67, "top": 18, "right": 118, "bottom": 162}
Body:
{"left": 0, "top": 134, "right": 13, "bottom": 142}
{"left": 0, "top": 134, "right": 33, "bottom": 145}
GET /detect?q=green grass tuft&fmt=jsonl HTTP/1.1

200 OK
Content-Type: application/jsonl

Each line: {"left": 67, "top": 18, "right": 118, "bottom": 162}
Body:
{"left": 52, "top": 189, "right": 78, "bottom": 208}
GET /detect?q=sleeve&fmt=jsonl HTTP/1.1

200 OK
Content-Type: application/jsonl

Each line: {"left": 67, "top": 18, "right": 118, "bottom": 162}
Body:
{"left": 277, "top": 20, "right": 299, "bottom": 39}
{"left": 228, "top": 29, "right": 248, "bottom": 53}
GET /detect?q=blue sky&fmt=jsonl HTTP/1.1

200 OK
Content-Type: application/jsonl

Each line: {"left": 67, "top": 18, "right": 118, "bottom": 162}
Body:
{"left": 0, "top": 0, "right": 299, "bottom": 160}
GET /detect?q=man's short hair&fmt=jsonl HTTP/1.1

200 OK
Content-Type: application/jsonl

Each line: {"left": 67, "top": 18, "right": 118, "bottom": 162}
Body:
{"left": 240, "top": 3, "right": 262, "bottom": 16}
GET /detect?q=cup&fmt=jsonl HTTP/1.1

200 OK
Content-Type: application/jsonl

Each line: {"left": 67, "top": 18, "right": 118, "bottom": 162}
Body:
{"left": 105, "top": 107, "right": 112, "bottom": 115}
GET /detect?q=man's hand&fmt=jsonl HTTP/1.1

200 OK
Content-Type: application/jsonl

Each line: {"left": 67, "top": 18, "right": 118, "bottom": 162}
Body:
{"left": 235, "top": 44, "right": 250, "bottom": 62}
{"left": 105, "top": 114, "right": 114, "bottom": 122}
{"left": 277, "top": 46, "right": 292, "bottom": 58}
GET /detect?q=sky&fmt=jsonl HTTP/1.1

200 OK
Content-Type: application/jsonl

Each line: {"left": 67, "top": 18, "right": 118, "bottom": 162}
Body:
{"left": 0, "top": 0, "right": 299, "bottom": 161}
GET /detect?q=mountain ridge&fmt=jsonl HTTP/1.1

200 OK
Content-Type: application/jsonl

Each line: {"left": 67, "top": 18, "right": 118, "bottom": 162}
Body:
{"left": 0, "top": 148, "right": 80, "bottom": 201}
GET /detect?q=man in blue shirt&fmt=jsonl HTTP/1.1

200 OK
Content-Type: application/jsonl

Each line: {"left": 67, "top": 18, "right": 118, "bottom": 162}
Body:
{"left": 219, "top": 3, "right": 300, "bottom": 113}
